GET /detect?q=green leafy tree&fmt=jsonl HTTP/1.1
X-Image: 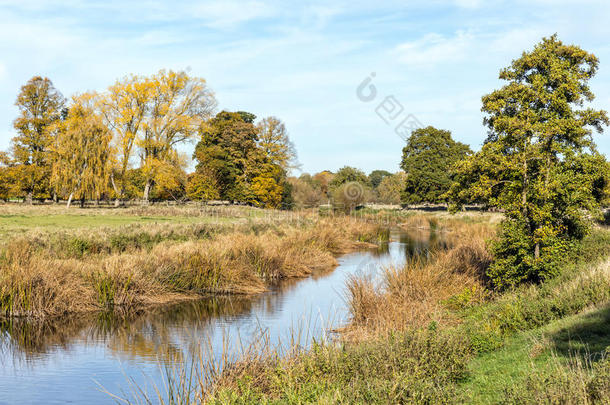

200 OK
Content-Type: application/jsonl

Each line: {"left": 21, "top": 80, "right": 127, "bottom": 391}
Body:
{"left": 329, "top": 167, "right": 371, "bottom": 212}
{"left": 369, "top": 170, "right": 392, "bottom": 189}
{"left": 10, "top": 76, "right": 65, "bottom": 203}
{"left": 400, "top": 126, "right": 471, "bottom": 205}
{"left": 449, "top": 35, "right": 609, "bottom": 288}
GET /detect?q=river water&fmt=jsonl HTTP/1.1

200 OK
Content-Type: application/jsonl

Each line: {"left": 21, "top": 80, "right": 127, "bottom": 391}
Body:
{"left": 0, "top": 229, "right": 446, "bottom": 404}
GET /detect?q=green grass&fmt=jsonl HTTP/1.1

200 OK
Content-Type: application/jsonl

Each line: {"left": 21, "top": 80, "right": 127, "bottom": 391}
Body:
{"left": 0, "top": 209, "right": 242, "bottom": 242}
{"left": 459, "top": 304, "right": 610, "bottom": 403}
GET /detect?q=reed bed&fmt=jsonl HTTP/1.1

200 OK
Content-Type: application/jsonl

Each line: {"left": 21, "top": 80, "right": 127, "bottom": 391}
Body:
{"left": 346, "top": 219, "right": 495, "bottom": 337}
{"left": 0, "top": 216, "right": 387, "bottom": 319}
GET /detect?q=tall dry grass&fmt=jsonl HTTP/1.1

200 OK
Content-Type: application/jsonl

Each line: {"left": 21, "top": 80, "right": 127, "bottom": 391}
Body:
{"left": 0, "top": 217, "right": 386, "bottom": 319}
{"left": 346, "top": 219, "right": 495, "bottom": 337}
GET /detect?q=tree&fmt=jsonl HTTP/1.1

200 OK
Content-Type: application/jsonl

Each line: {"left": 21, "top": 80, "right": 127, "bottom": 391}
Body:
{"left": 10, "top": 76, "right": 65, "bottom": 203}
{"left": 313, "top": 171, "right": 334, "bottom": 199}
{"left": 50, "top": 94, "right": 113, "bottom": 207}
{"left": 101, "top": 69, "right": 216, "bottom": 204}
{"left": 288, "top": 176, "right": 323, "bottom": 208}
{"left": 101, "top": 75, "right": 149, "bottom": 206}
{"left": 194, "top": 111, "right": 261, "bottom": 202}
{"left": 329, "top": 167, "right": 371, "bottom": 212}
{"left": 330, "top": 166, "right": 370, "bottom": 189}
{"left": 377, "top": 172, "right": 407, "bottom": 204}
{"left": 449, "top": 35, "right": 609, "bottom": 288}
{"left": 256, "top": 116, "right": 299, "bottom": 171}
{"left": 400, "top": 126, "right": 471, "bottom": 205}
{"left": 369, "top": 170, "right": 392, "bottom": 189}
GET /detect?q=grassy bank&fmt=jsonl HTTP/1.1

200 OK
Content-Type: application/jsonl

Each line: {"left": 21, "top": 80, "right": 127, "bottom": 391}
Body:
{"left": 0, "top": 206, "right": 388, "bottom": 319}
{"left": 194, "top": 215, "right": 610, "bottom": 404}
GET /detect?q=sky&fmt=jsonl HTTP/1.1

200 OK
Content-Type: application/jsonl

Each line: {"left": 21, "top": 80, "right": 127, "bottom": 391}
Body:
{"left": 1, "top": 0, "right": 610, "bottom": 175}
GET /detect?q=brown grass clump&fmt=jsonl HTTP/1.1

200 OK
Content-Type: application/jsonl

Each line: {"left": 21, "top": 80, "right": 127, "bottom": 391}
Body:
{"left": 346, "top": 220, "right": 495, "bottom": 337}
{"left": 0, "top": 217, "right": 385, "bottom": 319}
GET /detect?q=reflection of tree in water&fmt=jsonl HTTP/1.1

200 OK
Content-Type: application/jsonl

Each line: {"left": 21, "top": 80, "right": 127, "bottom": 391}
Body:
{"left": 0, "top": 296, "right": 258, "bottom": 364}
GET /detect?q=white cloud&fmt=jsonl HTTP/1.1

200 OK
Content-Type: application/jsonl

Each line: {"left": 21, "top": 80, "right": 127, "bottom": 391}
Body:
{"left": 394, "top": 30, "right": 475, "bottom": 67}
{"left": 191, "top": 1, "right": 277, "bottom": 29}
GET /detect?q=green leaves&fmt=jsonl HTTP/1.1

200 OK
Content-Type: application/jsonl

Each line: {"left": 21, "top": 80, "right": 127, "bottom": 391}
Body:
{"left": 450, "top": 35, "right": 609, "bottom": 288}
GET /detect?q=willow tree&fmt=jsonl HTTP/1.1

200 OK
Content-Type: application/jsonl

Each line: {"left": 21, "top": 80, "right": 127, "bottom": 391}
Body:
{"left": 449, "top": 35, "right": 609, "bottom": 288}
{"left": 11, "top": 76, "right": 65, "bottom": 203}
{"left": 51, "top": 94, "right": 113, "bottom": 208}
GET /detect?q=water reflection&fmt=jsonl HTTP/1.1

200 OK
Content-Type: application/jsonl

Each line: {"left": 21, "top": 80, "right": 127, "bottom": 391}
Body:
{"left": 0, "top": 227, "right": 447, "bottom": 404}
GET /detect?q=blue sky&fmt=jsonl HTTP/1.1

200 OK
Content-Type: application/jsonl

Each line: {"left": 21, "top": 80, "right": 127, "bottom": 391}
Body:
{"left": 1, "top": 0, "right": 610, "bottom": 175}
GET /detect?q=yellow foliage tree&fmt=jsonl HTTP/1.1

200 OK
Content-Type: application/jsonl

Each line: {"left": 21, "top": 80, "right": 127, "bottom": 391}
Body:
{"left": 51, "top": 94, "right": 113, "bottom": 207}
{"left": 256, "top": 116, "right": 298, "bottom": 171}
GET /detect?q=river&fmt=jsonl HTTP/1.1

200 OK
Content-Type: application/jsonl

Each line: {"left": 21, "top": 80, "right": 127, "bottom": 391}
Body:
{"left": 0, "top": 228, "right": 446, "bottom": 404}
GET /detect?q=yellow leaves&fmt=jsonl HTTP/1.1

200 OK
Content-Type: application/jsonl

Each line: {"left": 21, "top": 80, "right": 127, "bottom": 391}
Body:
{"left": 250, "top": 175, "right": 283, "bottom": 208}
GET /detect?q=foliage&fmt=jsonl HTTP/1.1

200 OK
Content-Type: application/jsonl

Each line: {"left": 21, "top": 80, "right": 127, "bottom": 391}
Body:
{"left": 330, "top": 166, "right": 370, "bottom": 189}
{"left": 377, "top": 171, "right": 406, "bottom": 204}
{"left": 101, "top": 69, "right": 217, "bottom": 203}
{"left": 449, "top": 35, "right": 609, "bottom": 288}
{"left": 400, "top": 126, "right": 471, "bottom": 205}
{"left": 368, "top": 169, "right": 392, "bottom": 189}
{"left": 10, "top": 76, "right": 66, "bottom": 202}
{"left": 50, "top": 93, "right": 113, "bottom": 206}
{"left": 256, "top": 116, "right": 299, "bottom": 171}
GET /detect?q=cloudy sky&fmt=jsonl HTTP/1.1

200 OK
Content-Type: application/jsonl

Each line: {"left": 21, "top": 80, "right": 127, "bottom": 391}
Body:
{"left": 1, "top": 0, "right": 610, "bottom": 174}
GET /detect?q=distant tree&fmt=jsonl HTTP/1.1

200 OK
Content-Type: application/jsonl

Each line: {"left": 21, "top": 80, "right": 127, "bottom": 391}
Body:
{"left": 312, "top": 171, "right": 334, "bottom": 199}
{"left": 10, "top": 76, "right": 65, "bottom": 203}
{"left": 329, "top": 166, "right": 371, "bottom": 212}
{"left": 257, "top": 116, "right": 299, "bottom": 171}
{"left": 186, "top": 169, "right": 220, "bottom": 202}
{"left": 50, "top": 94, "right": 113, "bottom": 208}
{"left": 400, "top": 126, "right": 471, "bottom": 205}
{"left": 330, "top": 166, "right": 370, "bottom": 189}
{"left": 236, "top": 111, "right": 256, "bottom": 124}
{"left": 288, "top": 176, "right": 323, "bottom": 208}
{"left": 377, "top": 172, "right": 407, "bottom": 205}
{"left": 449, "top": 35, "right": 609, "bottom": 288}
{"left": 194, "top": 111, "right": 259, "bottom": 202}
{"left": 368, "top": 170, "right": 392, "bottom": 189}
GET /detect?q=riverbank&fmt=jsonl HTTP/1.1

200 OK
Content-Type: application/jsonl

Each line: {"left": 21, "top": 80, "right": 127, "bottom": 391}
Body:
{"left": 198, "top": 215, "right": 610, "bottom": 404}
{"left": 0, "top": 206, "right": 388, "bottom": 319}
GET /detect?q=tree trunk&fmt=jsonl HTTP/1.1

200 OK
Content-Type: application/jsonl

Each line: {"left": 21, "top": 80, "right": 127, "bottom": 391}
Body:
{"left": 143, "top": 180, "right": 152, "bottom": 205}
{"left": 67, "top": 192, "right": 74, "bottom": 208}
{"left": 80, "top": 196, "right": 85, "bottom": 208}
{"left": 26, "top": 191, "right": 33, "bottom": 205}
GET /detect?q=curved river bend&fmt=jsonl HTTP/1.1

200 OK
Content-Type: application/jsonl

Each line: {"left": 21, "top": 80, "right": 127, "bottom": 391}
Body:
{"left": 0, "top": 229, "right": 445, "bottom": 404}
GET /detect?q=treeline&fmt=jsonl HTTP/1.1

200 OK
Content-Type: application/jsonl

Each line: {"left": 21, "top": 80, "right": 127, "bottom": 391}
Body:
{"left": 0, "top": 70, "right": 299, "bottom": 208}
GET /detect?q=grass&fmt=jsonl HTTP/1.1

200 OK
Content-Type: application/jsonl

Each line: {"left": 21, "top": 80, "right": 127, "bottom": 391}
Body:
{"left": 171, "top": 216, "right": 610, "bottom": 404}
{"left": 0, "top": 206, "right": 389, "bottom": 319}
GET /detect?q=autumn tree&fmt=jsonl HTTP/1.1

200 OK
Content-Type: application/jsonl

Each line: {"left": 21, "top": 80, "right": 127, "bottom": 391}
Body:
{"left": 329, "top": 166, "right": 371, "bottom": 212}
{"left": 101, "top": 69, "right": 216, "bottom": 204}
{"left": 449, "top": 35, "right": 609, "bottom": 288}
{"left": 400, "top": 126, "right": 471, "bottom": 205}
{"left": 10, "top": 76, "right": 65, "bottom": 203}
{"left": 101, "top": 75, "right": 149, "bottom": 206}
{"left": 194, "top": 111, "right": 261, "bottom": 202}
{"left": 257, "top": 116, "right": 299, "bottom": 171}
{"left": 139, "top": 70, "right": 216, "bottom": 203}
{"left": 50, "top": 94, "right": 113, "bottom": 207}
{"left": 377, "top": 172, "right": 407, "bottom": 205}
